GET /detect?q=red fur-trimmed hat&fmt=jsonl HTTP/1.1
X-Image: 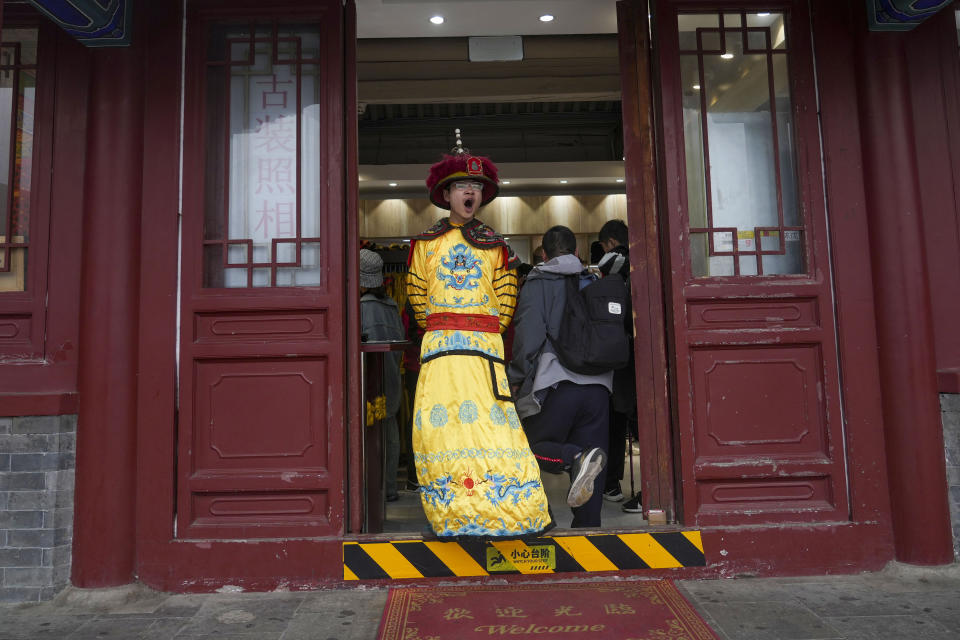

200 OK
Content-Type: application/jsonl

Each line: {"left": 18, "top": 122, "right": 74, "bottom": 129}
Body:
{"left": 425, "top": 129, "right": 499, "bottom": 210}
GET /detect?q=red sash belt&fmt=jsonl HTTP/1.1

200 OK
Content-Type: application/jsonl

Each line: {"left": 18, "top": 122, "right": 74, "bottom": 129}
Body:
{"left": 426, "top": 312, "right": 500, "bottom": 333}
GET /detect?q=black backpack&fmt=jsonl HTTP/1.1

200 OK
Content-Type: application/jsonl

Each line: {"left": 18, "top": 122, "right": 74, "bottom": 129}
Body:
{"left": 548, "top": 273, "right": 631, "bottom": 375}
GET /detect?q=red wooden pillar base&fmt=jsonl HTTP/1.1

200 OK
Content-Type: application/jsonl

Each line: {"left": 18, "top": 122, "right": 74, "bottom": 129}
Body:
{"left": 855, "top": 24, "right": 954, "bottom": 565}
{"left": 72, "top": 43, "right": 145, "bottom": 587}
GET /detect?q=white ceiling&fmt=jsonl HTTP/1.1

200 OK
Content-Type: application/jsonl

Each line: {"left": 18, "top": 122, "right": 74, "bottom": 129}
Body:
{"left": 359, "top": 161, "right": 626, "bottom": 198}
{"left": 356, "top": 0, "right": 624, "bottom": 197}
{"left": 356, "top": 0, "right": 619, "bottom": 39}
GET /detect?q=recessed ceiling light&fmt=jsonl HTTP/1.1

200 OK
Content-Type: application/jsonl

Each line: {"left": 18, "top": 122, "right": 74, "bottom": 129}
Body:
{"left": 539, "top": 14, "right": 554, "bottom": 22}
{"left": 388, "top": 182, "right": 398, "bottom": 187}
{"left": 616, "top": 178, "right": 624, "bottom": 183}
{"left": 693, "top": 84, "right": 701, "bottom": 90}
{"left": 502, "top": 180, "right": 511, "bottom": 184}
{"left": 559, "top": 179, "right": 568, "bottom": 184}
{"left": 429, "top": 15, "right": 444, "bottom": 25}
{"left": 721, "top": 52, "right": 734, "bottom": 59}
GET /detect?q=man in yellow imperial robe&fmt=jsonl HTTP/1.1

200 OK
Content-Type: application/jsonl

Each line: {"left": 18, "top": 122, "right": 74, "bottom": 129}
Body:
{"left": 406, "top": 143, "right": 552, "bottom": 539}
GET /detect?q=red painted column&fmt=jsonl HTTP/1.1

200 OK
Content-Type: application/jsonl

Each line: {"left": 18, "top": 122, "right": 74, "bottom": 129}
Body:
{"left": 72, "top": 42, "right": 145, "bottom": 586}
{"left": 854, "top": 26, "right": 953, "bottom": 564}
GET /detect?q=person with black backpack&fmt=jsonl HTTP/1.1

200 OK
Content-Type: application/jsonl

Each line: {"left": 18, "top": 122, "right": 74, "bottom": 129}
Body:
{"left": 597, "top": 219, "right": 643, "bottom": 513}
{"left": 507, "top": 225, "right": 628, "bottom": 528}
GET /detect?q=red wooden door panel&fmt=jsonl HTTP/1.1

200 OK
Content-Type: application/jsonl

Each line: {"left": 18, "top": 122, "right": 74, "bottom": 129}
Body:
{"left": 177, "top": 0, "right": 345, "bottom": 539}
{"left": 656, "top": 1, "right": 848, "bottom": 526}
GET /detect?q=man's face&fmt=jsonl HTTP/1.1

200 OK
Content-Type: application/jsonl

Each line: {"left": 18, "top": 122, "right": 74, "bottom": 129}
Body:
{"left": 600, "top": 237, "right": 619, "bottom": 252}
{"left": 443, "top": 180, "right": 484, "bottom": 225}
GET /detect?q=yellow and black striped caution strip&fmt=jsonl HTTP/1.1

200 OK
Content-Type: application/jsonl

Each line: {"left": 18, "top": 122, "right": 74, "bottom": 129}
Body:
{"left": 343, "top": 531, "right": 704, "bottom": 580}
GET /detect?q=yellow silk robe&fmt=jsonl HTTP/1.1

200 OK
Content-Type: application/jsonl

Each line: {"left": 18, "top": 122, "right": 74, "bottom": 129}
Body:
{"left": 407, "top": 221, "right": 551, "bottom": 538}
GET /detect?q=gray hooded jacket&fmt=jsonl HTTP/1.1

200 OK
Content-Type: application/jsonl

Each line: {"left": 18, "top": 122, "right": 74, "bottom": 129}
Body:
{"left": 507, "top": 254, "right": 613, "bottom": 419}
{"left": 360, "top": 293, "right": 405, "bottom": 416}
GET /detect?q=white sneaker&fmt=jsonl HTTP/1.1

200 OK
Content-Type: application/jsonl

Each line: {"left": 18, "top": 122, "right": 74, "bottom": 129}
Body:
{"left": 603, "top": 486, "right": 624, "bottom": 502}
{"left": 567, "top": 448, "right": 607, "bottom": 508}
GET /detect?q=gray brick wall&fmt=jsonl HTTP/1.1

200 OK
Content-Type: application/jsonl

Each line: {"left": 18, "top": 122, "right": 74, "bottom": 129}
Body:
{"left": 942, "top": 393, "right": 960, "bottom": 562}
{"left": 0, "top": 415, "right": 75, "bottom": 603}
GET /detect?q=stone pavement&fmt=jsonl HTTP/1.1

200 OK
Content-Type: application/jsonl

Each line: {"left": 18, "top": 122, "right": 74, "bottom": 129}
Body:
{"left": 0, "top": 562, "right": 958, "bottom": 639}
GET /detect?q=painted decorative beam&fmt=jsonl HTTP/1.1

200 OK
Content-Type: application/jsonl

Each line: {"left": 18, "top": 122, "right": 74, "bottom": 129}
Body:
{"left": 867, "top": 0, "right": 953, "bottom": 31}
{"left": 26, "top": 0, "right": 131, "bottom": 47}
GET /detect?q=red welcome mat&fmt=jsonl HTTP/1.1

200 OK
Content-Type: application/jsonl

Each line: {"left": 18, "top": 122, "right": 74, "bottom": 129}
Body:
{"left": 376, "top": 580, "right": 719, "bottom": 640}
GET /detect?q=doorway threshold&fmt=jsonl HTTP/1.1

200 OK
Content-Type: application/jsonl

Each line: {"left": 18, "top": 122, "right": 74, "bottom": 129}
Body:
{"left": 343, "top": 530, "right": 705, "bottom": 580}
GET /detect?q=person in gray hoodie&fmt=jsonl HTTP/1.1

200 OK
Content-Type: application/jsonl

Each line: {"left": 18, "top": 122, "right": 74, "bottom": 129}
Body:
{"left": 359, "top": 248, "right": 406, "bottom": 502}
{"left": 507, "top": 225, "right": 612, "bottom": 528}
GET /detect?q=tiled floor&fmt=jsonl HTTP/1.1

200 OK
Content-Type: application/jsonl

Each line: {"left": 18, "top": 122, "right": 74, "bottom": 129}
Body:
{"left": 676, "top": 564, "right": 960, "bottom": 640}
{"left": 2, "top": 564, "right": 959, "bottom": 639}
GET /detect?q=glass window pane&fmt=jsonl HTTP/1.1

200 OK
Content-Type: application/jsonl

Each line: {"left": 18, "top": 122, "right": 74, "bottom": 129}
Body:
{"left": 0, "top": 60, "right": 16, "bottom": 241}
{"left": 690, "top": 232, "right": 710, "bottom": 277}
{"left": 700, "top": 30, "right": 721, "bottom": 51}
{"left": 0, "top": 248, "right": 26, "bottom": 291}
{"left": 252, "top": 268, "right": 271, "bottom": 287}
{"left": 277, "top": 241, "right": 322, "bottom": 286}
{"left": 762, "top": 229, "right": 805, "bottom": 275}
{"left": 679, "top": 13, "right": 719, "bottom": 31}
{"left": 680, "top": 54, "right": 706, "bottom": 229}
{"left": 759, "top": 230, "right": 780, "bottom": 252}
{"left": 0, "top": 29, "right": 38, "bottom": 293}
{"left": 747, "top": 30, "right": 767, "bottom": 51}
{"left": 227, "top": 243, "right": 248, "bottom": 264}
{"left": 722, "top": 12, "right": 742, "bottom": 28}
{"left": 229, "top": 39, "right": 251, "bottom": 64}
{"left": 770, "top": 14, "right": 788, "bottom": 49}
{"left": 746, "top": 12, "right": 785, "bottom": 28}
{"left": 276, "top": 241, "right": 296, "bottom": 264}
{"left": 773, "top": 54, "right": 801, "bottom": 228}
{"left": 224, "top": 267, "right": 246, "bottom": 287}
{"left": 677, "top": 13, "right": 804, "bottom": 277}
{"left": 678, "top": 13, "right": 719, "bottom": 49}
{"left": 203, "top": 23, "right": 324, "bottom": 289}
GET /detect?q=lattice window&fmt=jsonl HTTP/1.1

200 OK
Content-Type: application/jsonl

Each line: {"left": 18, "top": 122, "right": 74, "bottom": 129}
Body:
{"left": 0, "top": 29, "right": 37, "bottom": 292}
{"left": 202, "top": 23, "right": 323, "bottom": 288}
{"left": 678, "top": 11, "right": 806, "bottom": 277}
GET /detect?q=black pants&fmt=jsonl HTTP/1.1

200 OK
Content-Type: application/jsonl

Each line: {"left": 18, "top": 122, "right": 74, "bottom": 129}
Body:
{"left": 605, "top": 405, "right": 627, "bottom": 490}
{"left": 521, "top": 381, "right": 609, "bottom": 528}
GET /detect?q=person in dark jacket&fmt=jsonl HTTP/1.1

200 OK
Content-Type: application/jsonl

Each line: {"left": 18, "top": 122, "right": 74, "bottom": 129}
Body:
{"left": 359, "top": 248, "right": 405, "bottom": 502}
{"left": 507, "top": 225, "right": 612, "bottom": 528}
{"left": 597, "top": 219, "right": 641, "bottom": 512}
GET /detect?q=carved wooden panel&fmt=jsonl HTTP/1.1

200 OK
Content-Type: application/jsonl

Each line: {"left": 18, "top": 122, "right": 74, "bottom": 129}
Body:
{"left": 691, "top": 345, "right": 827, "bottom": 460}
{"left": 643, "top": 0, "right": 850, "bottom": 526}
{"left": 194, "top": 311, "right": 328, "bottom": 343}
{"left": 177, "top": 1, "right": 345, "bottom": 540}
{"left": 190, "top": 491, "right": 330, "bottom": 531}
{"left": 696, "top": 476, "right": 834, "bottom": 517}
{"left": 193, "top": 359, "right": 327, "bottom": 472}
{"left": 687, "top": 298, "right": 819, "bottom": 330}
{"left": 0, "top": 314, "right": 31, "bottom": 345}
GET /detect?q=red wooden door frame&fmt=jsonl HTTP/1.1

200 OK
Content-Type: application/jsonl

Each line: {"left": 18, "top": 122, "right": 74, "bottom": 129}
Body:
{"left": 617, "top": 0, "right": 678, "bottom": 521}
{"left": 129, "top": 0, "right": 900, "bottom": 587}
{"left": 344, "top": 0, "right": 364, "bottom": 534}
{"left": 176, "top": 0, "right": 347, "bottom": 541}
{"left": 656, "top": 0, "right": 850, "bottom": 526}
{"left": 135, "top": 0, "right": 354, "bottom": 591}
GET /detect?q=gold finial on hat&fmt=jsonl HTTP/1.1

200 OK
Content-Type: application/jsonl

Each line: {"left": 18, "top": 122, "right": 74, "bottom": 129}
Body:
{"left": 452, "top": 128, "right": 470, "bottom": 155}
